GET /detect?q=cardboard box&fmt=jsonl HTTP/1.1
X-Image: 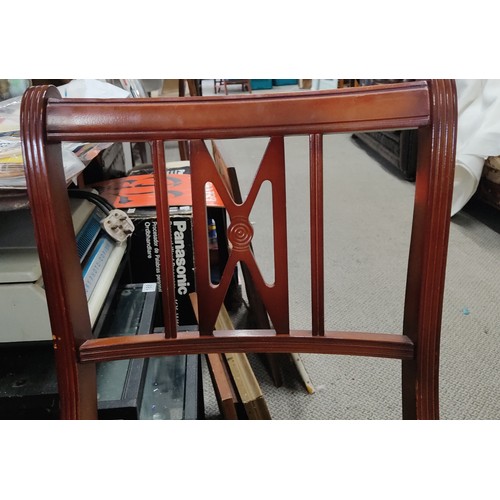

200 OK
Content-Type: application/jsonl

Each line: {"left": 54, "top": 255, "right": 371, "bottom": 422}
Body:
{"left": 128, "top": 208, "right": 196, "bottom": 326}
{"left": 299, "top": 79, "right": 312, "bottom": 90}
{"left": 161, "top": 79, "right": 180, "bottom": 97}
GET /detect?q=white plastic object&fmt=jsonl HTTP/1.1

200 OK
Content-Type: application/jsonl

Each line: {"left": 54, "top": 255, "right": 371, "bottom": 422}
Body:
{"left": 101, "top": 209, "right": 135, "bottom": 242}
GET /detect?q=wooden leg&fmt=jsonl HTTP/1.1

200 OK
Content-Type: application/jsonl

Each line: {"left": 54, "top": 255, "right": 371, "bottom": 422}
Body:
{"left": 402, "top": 360, "right": 417, "bottom": 419}
{"left": 57, "top": 361, "right": 98, "bottom": 419}
{"left": 402, "top": 358, "right": 439, "bottom": 420}
{"left": 78, "top": 364, "right": 99, "bottom": 419}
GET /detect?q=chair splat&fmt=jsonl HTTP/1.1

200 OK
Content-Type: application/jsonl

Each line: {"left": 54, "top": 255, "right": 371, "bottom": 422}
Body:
{"left": 190, "top": 137, "right": 290, "bottom": 335}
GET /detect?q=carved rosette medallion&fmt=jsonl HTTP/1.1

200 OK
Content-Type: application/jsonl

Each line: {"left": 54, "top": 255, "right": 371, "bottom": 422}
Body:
{"left": 227, "top": 216, "right": 254, "bottom": 251}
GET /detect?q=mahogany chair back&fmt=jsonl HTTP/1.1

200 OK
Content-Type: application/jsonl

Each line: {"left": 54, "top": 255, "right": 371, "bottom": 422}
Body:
{"left": 20, "top": 80, "right": 457, "bottom": 419}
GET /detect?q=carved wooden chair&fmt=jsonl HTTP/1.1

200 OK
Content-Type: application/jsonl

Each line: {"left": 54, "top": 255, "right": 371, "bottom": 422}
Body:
{"left": 20, "top": 80, "right": 457, "bottom": 419}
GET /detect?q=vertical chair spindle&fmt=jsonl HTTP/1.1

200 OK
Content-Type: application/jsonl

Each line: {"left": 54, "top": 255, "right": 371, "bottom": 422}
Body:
{"left": 309, "top": 134, "right": 325, "bottom": 336}
{"left": 152, "top": 140, "right": 178, "bottom": 338}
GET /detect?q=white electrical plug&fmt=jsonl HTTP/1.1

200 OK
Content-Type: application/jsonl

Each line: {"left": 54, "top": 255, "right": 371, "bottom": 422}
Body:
{"left": 101, "top": 209, "right": 135, "bottom": 242}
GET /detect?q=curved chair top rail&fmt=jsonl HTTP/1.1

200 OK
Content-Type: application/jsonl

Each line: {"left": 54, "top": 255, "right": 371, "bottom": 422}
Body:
{"left": 43, "top": 80, "right": 431, "bottom": 142}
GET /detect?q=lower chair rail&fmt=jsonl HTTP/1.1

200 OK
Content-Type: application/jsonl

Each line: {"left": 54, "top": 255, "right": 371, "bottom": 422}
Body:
{"left": 79, "top": 329, "right": 414, "bottom": 363}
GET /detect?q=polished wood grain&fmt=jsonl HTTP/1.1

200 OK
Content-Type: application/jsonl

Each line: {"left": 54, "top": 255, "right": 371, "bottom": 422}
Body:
{"left": 401, "top": 79, "right": 457, "bottom": 419}
{"left": 78, "top": 329, "right": 415, "bottom": 363}
{"left": 44, "top": 81, "right": 431, "bottom": 142}
{"left": 152, "top": 139, "right": 177, "bottom": 338}
{"left": 309, "top": 133, "right": 324, "bottom": 336}
{"left": 20, "top": 85, "right": 97, "bottom": 419}
{"left": 20, "top": 80, "right": 457, "bottom": 419}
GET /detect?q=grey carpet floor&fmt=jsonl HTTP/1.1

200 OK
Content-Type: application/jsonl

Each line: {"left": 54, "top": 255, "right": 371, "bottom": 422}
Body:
{"left": 199, "top": 131, "right": 500, "bottom": 420}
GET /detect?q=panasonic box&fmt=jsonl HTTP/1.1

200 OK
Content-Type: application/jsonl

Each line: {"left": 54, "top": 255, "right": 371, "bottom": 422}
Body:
{"left": 90, "top": 162, "right": 225, "bottom": 326}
